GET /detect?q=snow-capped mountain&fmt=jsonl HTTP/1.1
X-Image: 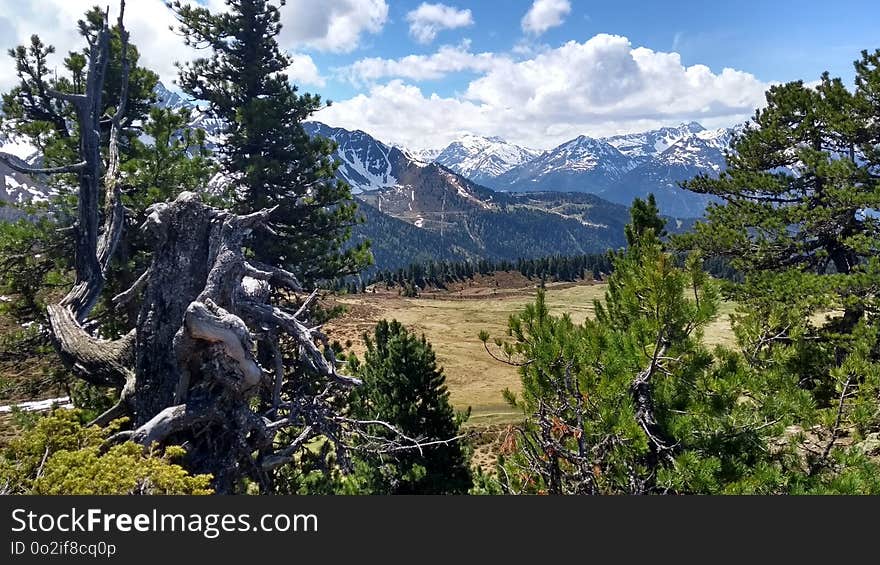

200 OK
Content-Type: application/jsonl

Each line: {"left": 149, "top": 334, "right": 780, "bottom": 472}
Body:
{"left": 302, "top": 122, "right": 505, "bottom": 231}
{"left": 656, "top": 128, "right": 733, "bottom": 173}
{"left": 431, "top": 134, "right": 542, "bottom": 186}
{"left": 475, "top": 122, "right": 743, "bottom": 216}
{"left": 0, "top": 131, "right": 51, "bottom": 219}
{"left": 303, "top": 122, "right": 413, "bottom": 193}
{"left": 298, "top": 124, "right": 634, "bottom": 261}
{"left": 0, "top": 131, "right": 39, "bottom": 164}
{"left": 154, "top": 82, "right": 226, "bottom": 152}
{"left": 408, "top": 147, "right": 443, "bottom": 163}
{"left": 0, "top": 153, "right": 53, "bottom": 221}
{"left": 604, "top": 127, "right": 737, "bottom": 216}
{"left": 104, "top": 83, "right": 752, "bottom": 217}
{"left": 493, "top": 135, "right": 637, "bottom": 193}
{"left": 0, "top": 78, "right": 734, "bottom": 234}
{"left": 604, "top": 122, "right": 706, "bottom": 162}
{"left": 154, "top": 82, "right": 189, "bottom": 113}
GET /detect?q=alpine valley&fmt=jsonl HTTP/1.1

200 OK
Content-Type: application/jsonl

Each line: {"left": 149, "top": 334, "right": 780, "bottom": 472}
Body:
{"left": 0, "top": 83, "right": 741, "bottom": 273}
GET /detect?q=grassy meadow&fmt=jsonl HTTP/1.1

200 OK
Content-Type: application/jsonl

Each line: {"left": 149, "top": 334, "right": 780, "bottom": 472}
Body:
{"left": 327, "top": 279, "right": 738, "bottom": 427}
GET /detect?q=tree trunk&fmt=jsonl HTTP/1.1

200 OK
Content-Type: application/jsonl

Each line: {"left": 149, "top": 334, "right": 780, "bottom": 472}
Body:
{"left": 134, "top": 194, "right": 214, "bottom": 423}
{"left": 0, "top": 2, "right": 433, "bottom": 494}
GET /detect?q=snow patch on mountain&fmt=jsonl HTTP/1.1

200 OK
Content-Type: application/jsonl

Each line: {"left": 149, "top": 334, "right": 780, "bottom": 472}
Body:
{"left": 656, "top": 131, "right": 729, "bottom": 172}
{"left": 494, "top": 135, "right": 637, "bottom": 193}
{"left": 535, "top": 135, "right": 635, "bottom": 176}
{"left": 0, "top": 137, "right": 39, "bottom": 162}
{"left": 432, "top": 134, "right": 542, "bottom": 184}
{"left": 438, "top": 168, "right": 493, "bottom": 209}
{"left": 3, "top": 173, "right": 51, "bottom": 203}
{"left": 303, "top": 122, "right": 405, "bottom": 193}
{"left": 408, "top": 147, "right": 443, "bottom": 163}
{"left": 154, "top": 82, "right": 189, "bottom": 113}
{"left": 603, "top": 122, "right": 706, "bottom": 160}
{"left": 0, "top": 156, "right": 55, "bottom": 219}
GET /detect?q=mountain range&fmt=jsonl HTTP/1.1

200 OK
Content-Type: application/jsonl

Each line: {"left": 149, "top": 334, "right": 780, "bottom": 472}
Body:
{"left": 302, "top": 122, "right": 413, "bottom": 193}
{"left": 1, "top": 82, "right": 719, "bottom": 272}
{"left": 154, "top": 81, "right": 737, "bottom": 217}
{"left": 156, "top": 83, "right": 738, "bottom": 217}
{"left": 295, "top": 123, "right": 692, "bottom": 273}
{"left": 430, "top": 134, "right": 542, "bottom": 187}
{"left": 0, "top": 133, "right": 50, "bottom": 221}
{"left": 300, "top": 122, "right": 634, "bottom": 266}
{"left": 406, "top": 121, "right": 741, "bottom": 217}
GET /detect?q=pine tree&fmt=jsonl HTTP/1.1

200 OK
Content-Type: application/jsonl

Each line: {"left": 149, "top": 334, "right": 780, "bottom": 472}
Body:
{"left": 0, "top": 2, "right": 446, "bottom": 495}
{"left": 0, "top": 14, "right": 213, "bottom": 340}
{"left": 2, "top": 8, "right": 158, "bottom": 175}
{"left": 0, "top": 6, "right": 168, "bottom": 396}
{"left": 0, "top": 410, "right": 212, "bottom": 495}
{"left": 680, "top": 52, "right": 879, "bottom": 313}
{"left": 483, "top": 198, "right": 880, "bottom": 494}
{"left": 625, "top": 193, "right": 667, "bottom": 246}
{"left": 169, "top": 0, "right": 371, "bottom": 284}
{"left": 679, "top": 50, "right": 880, "bottom": 430}
{"left": 346, "top": 320, "right": 472, "bottom": 494}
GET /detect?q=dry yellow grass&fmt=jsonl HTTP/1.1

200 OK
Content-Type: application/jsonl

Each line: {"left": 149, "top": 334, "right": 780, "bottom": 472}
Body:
{"left": 704, "top": 300, "right": 738, "bottom": 349}
{"left": 326, "top": 281, "right": 738, "bottom": 426}
{"left": 327, "top": 286, "right": 563, "bottom": 425}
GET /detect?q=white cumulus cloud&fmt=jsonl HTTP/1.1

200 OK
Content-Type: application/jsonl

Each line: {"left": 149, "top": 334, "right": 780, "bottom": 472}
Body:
{"left": 0, "top": 0, "right": 193, "bottom": 91}
{"left": 288, "top": 53, "right": 326, "bottom": 87}
{"left": 317, "top": 80, "right": 492, "bottom": 149}
{"left": 522, "top": 0, "right": 571, "bottom": 36}
{"left": 317, "top": 34, "right": 771, "bottom": 150}
{"left": 406, "top": 3, "right": 474, "bottom": 45}
{"left": 0, "top": 1, "right": 369, "bottom": 92}
{"left": 280, "top": 0, "right": 388, "bottom": 53}
{"left": 340, "top": 42, "right": 504, "bottom": 84}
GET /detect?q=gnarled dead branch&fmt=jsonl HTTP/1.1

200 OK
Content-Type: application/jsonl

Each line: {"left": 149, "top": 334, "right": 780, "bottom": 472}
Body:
{"left": 15, "top": 2, "right": 463, "bottom": 494}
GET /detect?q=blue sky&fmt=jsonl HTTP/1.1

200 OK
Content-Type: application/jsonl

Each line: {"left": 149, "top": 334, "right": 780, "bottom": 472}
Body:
{"left": 0, "top": 0, "right": 877, "bottom": 149}
{"left": 311, "top": 0, "right": 879, "bottom": 104}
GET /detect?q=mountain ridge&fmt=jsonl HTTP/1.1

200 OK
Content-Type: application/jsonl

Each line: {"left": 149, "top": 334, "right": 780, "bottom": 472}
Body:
{"left": 385, "top": 119, "right": 742, "bottom": 216}
{"left": 153, "top": 81, "right": 738, "bottom": 216}
{"left": 432, "top": 134, "right": 542, "bottom": 186}
{"left": 0, "top": 83, "right": 703, "bottom": 272}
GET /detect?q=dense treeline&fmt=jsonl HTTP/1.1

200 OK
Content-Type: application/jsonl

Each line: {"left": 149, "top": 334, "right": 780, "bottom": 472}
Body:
{"left": 350, "top": 195, "right": 632, "bottom": 279}
{"left": 336, "top": 253, "right": 614, "bottom": 294}
{"left": 461, "top": 208, "right": 626, "bottom": 260}
{"left": 348, "top": 199, "right": 479, "bottom": 271}
{"left": 339, "top": 246, "right": 739, "bottom": 296}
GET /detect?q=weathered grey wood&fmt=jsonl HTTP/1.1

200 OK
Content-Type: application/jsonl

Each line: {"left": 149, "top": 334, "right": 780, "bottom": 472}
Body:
{"left": 184, "top": 300, "right": 262, "bottom": 391}
{"left": 134, "top": 192, "right": 215, "bottom": 423}
{"left": 0, "top": 158, "right": 86, "bottom": 175}
{"left": 22, "top": 2, "right": 457, "bottom": 494}
{"left": 46, "top": 304, "right": 133, "bottom": 388}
